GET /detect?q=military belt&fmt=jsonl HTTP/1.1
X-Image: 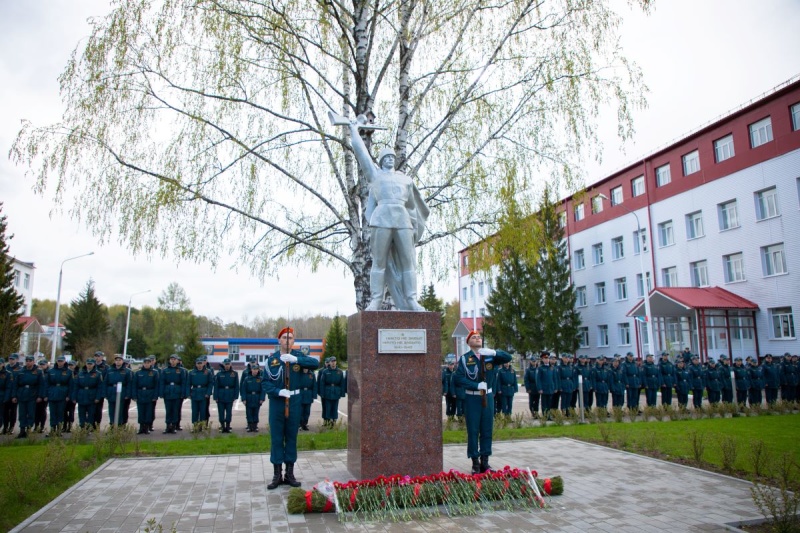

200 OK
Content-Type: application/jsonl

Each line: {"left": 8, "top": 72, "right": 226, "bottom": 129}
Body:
{"left": 140, "top": 387, "right": 153, "bottom": 390}
{"left": 192, "top": 385, "right": 204, "bottom": 389}
{"left": 222, "top": 386, "right": 231, "bottom": 389}
{"left": 170, "top": 382, "right": 176, "bottom": 385}
{"left": 466, "top": 389, "right": 492, "bottom": 395}
{"left": 24, "top": 385, "right": 30, "bottom": 388}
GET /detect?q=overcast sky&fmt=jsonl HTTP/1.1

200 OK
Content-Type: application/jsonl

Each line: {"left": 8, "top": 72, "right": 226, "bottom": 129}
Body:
{"left": 1, "top": 0, "right": 799, "bottom": 324}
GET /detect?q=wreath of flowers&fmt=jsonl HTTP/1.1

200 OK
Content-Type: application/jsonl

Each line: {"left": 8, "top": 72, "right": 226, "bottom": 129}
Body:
{"left": 287, "top": 466, "right": 563, "bottom": 521}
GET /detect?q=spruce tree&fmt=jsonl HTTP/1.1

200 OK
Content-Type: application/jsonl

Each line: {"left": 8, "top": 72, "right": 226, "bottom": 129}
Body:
{"left": 531, "top": 186, "right": 581, "bottom": 356}
{"left": 419, "top": 283, "right": 444, "bottom": 314}
{"left": 325, "top": 315, "right": 347, "bottom": 362}
{"left": 63, "top": 279, "right": 110, "bottom": 359}
{"left": 484, "top": 252, "right": 541, "bottom": 354}
{"left": 0, "top": 204, "right": 24, "bottom": 356}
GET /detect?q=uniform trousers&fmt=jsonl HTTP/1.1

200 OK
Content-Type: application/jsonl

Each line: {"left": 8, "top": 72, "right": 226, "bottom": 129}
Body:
{"left": 217, "top": 401, "right": 233, "bottom": 426}
{"left": 528, "top": 392, "right": 540, "bottom": 415}
{"left": 301, "top": 402, "right": 312, "bottom": 426}
{"left": 707, "top": 390, "right": 720, "bottom": 404}
{"left": 34, "top": 400, "right": 48, "bottom": 429}
{"left": 48, "top": 400, "right": 66, "bottom": 429}
{"left": 164, "top": 398, "right": 182, "bottom": 427}
{"left": 78, "top": 403, "right": 95, "bottom": 427}
{"left": 269, "top": 397, "right": 301, "bottom": 464}
{"left": 18, "top": 399, "right": 37, "bottom": 430}
{"left": 692, "top": 388, "right": 704, "bottom": 408}
{"left": 645, "top": 388, "right": 658, "bottom": 407}
{"left": 464, "top": 393, "right": 495, "bottom": 458}
{"left": 626, "top": 387, "right": 640, "bottom": 409}
{"left": 749, "top": 388, "right": 763, "bottom": 407}
{"left": 191, "top": 398, "right": 209, "bottom": 424}
{"left": 445, "top": 395, "right": 456, "bottom": 417}
{"left": 321, "top": 398, "right": 340, "bottom": 421}
{"left": 137, "top": 401, "right": 156, "bottom": 426}
{"left": 661, "top": 387, "right": 673, "bottom": 406}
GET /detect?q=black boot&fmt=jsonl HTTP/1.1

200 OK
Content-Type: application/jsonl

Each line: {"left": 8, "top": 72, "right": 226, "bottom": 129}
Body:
{"left": 162, "top": 424, "right": 172, "bottom": 434}
{"left": 267, "top": 464, "right": 283, "bottom": 490}
{"left": 17, "top": 428, "right": 27, "bottom": 439}
{"left": 226, "top": 423, "right": 232, "bottom": 433}
{"left": 246, "top": 424, "right": 253, "bottom": 433}
{"left": 283, "top": 463, "right": 301, "bottom": 487}
{"left": 300, "top": 423, "right": 309, "bottom": 431}
{"left": 471, "top": 457, "right": 481, "bottom": 475}
{"left": 479, "top": 455, "right": 493, "bottom": 474}
{"left": 137, "top": 425, "right": 147, "bottom": 435}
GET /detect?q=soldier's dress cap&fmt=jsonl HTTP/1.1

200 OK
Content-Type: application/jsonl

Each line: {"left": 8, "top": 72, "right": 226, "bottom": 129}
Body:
{"left": 25, "top": 354, "right": 35, "bottom": 361}
{"left": 222, "top": 358, "right": 231, "bottom": 364}
{"left": 86, "top": 358, "right": 96, "bottom": 364}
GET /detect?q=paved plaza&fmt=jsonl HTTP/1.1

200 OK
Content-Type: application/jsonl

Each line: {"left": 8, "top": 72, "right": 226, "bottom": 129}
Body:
{"left": 14, "top": 437, "right": 763, "bottom": 532}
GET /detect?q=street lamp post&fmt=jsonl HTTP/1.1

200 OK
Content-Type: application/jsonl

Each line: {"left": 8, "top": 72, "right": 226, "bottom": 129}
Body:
{"left": 50, "top": 252, "right": 94, "bottom": 363}
{"left": 598, "top": 194, "right": 656, "bottom": 357}
{"left": 122, "top": 289, "right": 151, "bottom": 360}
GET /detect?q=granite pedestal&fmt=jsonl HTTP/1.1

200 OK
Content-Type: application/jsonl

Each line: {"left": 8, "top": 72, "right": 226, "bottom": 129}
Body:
{"left": 346, "top": 311, "right": 442, "bottom": 479}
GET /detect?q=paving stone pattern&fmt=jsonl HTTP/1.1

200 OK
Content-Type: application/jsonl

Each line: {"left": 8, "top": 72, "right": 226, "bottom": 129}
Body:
{"left": 13, "top": 438, "right": 762, "bottom": 532}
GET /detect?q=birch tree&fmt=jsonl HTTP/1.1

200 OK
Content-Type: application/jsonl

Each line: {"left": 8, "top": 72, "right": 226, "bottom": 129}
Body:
{"left": 13, "top": 0, "right": 650, "bottom": 310}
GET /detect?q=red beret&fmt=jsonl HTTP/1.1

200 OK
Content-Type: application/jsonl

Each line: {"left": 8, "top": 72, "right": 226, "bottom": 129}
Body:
{"left": 278, "top": 327, "right": 295, "bottom": 338}
{"left": 466, "top": 330, "right": 481, "bottom": 343}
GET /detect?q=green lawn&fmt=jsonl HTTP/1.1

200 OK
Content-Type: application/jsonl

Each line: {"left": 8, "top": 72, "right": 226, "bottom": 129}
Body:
{"left": 0, "top": 413, "right": 797, "bottom": 531}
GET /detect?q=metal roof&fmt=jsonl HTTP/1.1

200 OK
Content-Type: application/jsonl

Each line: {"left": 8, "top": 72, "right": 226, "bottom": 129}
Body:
{"left": 627, "top": 287, "right": 759, "bottom": 317}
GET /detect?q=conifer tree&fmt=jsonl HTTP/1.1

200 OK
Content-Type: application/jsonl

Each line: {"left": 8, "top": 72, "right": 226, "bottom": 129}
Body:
{"left": 419, "top": 284, "right": 444, "bottom": 314}
{"left": 325, "top": 314, "right": 348, "bottom": 363}
{"left": 484, "top": 252, "right": 541, "bottom": 354}
{"left": 0, "top": 203, "right": 24, "bottom": 356}
{"left": 63, "top": 279, "right": 110, "bottom": 359}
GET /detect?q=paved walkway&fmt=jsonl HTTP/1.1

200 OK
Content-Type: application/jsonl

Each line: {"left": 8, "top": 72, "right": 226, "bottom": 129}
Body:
{"left": 14, "top": 438, "right": 762, "bottom": 532}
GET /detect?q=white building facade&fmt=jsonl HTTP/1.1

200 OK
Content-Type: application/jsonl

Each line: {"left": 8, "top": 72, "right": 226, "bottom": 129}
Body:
{"left": 458, "top": 78, "right": 800, "bottom": 360}
{"left": 11, "top": 258, "right": 35, "bottom": 316}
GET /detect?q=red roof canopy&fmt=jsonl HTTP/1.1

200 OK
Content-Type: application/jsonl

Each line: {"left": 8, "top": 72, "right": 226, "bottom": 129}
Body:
{"left": 627, "top": 287, "right": 758, "bottom": 317}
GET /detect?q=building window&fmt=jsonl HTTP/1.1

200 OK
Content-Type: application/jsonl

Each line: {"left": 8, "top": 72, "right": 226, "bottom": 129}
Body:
{"left": 462, "top": 255, "right": 468, "bottom": 268}
{"left": 578, "top": 327, "right": 589, "bottom": 348}
{"left": 478, "top": 281, "right": 485, "bottom": 296}
{"left": 13, "top": 269, "right": 20, "bottom": 287}
{"left": 23, "top": 273, "right": 30, "bottom": 290}
{"left": 658, "top": 220, "right": 674, "bottom": 247}
{"left": 576, "top": 286, "right": 587, "bottom": 307}
{"left": 655, "top": 164, "right": 671, "bottom": 187}
{"left": 610, "top": 186, "right": 623, "bottom": 206}
{"left": 682, "top": 150, "right": 700, "bottom": 175}
{"left": 662, "top": 266, "right": 678, "bottom": 287}
{"left": 574, "top": 203, "right": 585, "bottom": 221}
{"left": 636, "top": 272, "right": 651, "bottom": 297}
{"left": 792, "top": 103, "right": 800, "bottom": 131}
{"left": 718, "top": 200, "right": 739, "bottom": 231}
{"left": 611, "top": 236, "right": 624, "bottom": 260}
{"left": 770, "top": 307, "right": 795, "bottom": 339}
{"left": 755, "top": 187, "right": 780, "bottom": 220}
{"left": 631, "top": 175, "right": 645, "bottom": 197}
{"left": 595, "top": 282, "right": 606, "bottom": 304}
{"left": 462, "top": 311, "right": 468, "bottom": 318}
{"left": 574, "top": 249, "right": 585, "bottom": 270}
{"left": 686, "top": 211, "right": 704, "bottom": 240}
{"left": 749, "top": 117, "right": 773, "bottom": 148}
{"left": 479, "top": 308, "right": 485, "bottom": 317}
{"left": 724, "top": 253, "right": 746, "bottom": 283}
{"left": 618, "top": 323, "right": 631, "bottom": 346}
{"left": 691, "top": 260, "right": 709, "bottom": 287}
{"left": 632, "top": 229, "right": 647, "bottom": 255}
{"left": 762, "top": 243, "right": 787, "bottom": 276}
{"left": 597, "top": 325, "right": 609, "bottom": 347}
{"left": 470, "top": 284, "right": 474, "bottom": 299}
{"left": 592, "top": 243, "right": 604, "bottom": 266}
{"left": 614, "top": 277, "right": 627, "bottom": 301}
{"left": 591, "top": 195, "right": 603, "bottom": 214}
{"left": 462, "top": 287, "right": 468, "bottom": 300}
{"left": 558, "top": 212, "right": 566, "bottom": 228}
{"left": 713, "top": 135, "right": 735, "bottom": 163}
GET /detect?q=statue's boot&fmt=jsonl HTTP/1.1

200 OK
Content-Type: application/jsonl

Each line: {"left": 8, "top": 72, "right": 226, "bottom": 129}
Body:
{"left": 402, "top": 270, "right": 426, "bottom": 311}
{"left": 365, "top": 269, "right": 385, "bottom": 311}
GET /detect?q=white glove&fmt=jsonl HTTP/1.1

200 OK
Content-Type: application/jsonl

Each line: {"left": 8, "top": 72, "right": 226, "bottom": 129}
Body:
{"left": 278, "top": 389, "right": 292, "bottom": 398}
{"left": 477, "top": 382, "right": 488, "bottom": 391}
{"left": 478, "top": 348, "right": 496, "bottom": 357}
{"left": 280, "top": 354, "right": 298, "bottom": 363}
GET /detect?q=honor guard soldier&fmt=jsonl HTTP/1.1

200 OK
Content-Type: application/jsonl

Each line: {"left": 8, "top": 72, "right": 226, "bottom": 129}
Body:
{"left": 762, "top": 354, "right": 781, "bottom": 404}
{"left": 92, "top": 351, "right": 109, "bottom": 427}
{"left": 688, "top": 355, "right": 705, "bottom": 409}
{"left": 747, "top": 357, "right": 764, "bottom": 407}
{"left": 214, "top": 358, "right": 239, "bottom": 433}
{"left": 642, "top": 354, "right": 660, "bottom": 407}
{"left": 64, "top": 360, "right": 78, "bottom": 432}
{"left": 106, "top": 354, "right": 133, "bottom": 426}
{"left": 453, "top": 331, "right": 512, "bottom": 474}
{"left": 33, "top": 359, "right": 49, "bottom": 432}
{"left": 593, "top": 356, "right": 611, "bottom": 412}
{"left": 497, "top": 362, "right": 517, "bottom": 416}
{"left": 263, "top": 327, "right": 319, "bottom": 489}
{"left": 318, "top": 357, "right": 346, "bottom": 428}
{"left": 188, "top": 356, "right": 214, "bottom": 430}
{"left": 536, "top": 353, "right": 557, "bottom": 419}
{"left": 658, "top": 352, "right": 676, "bottom": 407}
{"left": 241, "top": 364, "right": 266, "bottom": 432}
{"left": 523, "top": 357, "right": 539, "bottom": 418}
{"left": 44, "top": 356, "right": 73, "bottom": 436}
{"left": 14, "top": 355, "right": 44, "bottom": 438}
{"left": 674, "top": 358, "right": 691, "bottom": 409}
{"left": 3, "top": 353, "right": 20, "bottom": 434}
{"left": 132, "top": 357, "right": 159, "bottom": 434}
{"left": 622, "top": 352, "right": 642, "bottom": 411}
{"left": 298, "top": 349, "right": 317, "bottom": 431}
{"left": 75, "top": 358, "right": 103, "bottom": 429}
{"left": 0, "top": 358, "right": 11, "bottom": 434}
{"left": 160, "top": 354, "right": 188, "bottom": 434}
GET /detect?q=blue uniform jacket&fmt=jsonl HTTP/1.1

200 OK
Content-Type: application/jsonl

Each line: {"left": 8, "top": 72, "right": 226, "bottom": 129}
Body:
{"left": 105, "top": 365, "right": 133, "bottom": 401}
{"left": 659, "top": 361, "right": 676, "bottom": 388}
{"left": 688, "top": 363, "right": 705, "bottom": 389}
{"left": 733, "top": 364, "right": 750, "bottom": 391}
{"left": 188, "top": 368, "right": 214, "bottom": 400}
{"left": 642, "top": 361, "right": 661, "bottom": 389}
{"left": 523, "top": 366, "right": 537, "bottom": 393}
{"left": 14, "top": 366, "right": 43, "bottom": 401}
{"left": 704, "top": 365, "right": 723, "bottom": 391}
{"left": 762, "top": 362, "right": 781, "bottom": 388}
{"left": 132, "top": 368, "right": 159, "bottom": 403}
{"left": 557, "top": 363, "right": 576, "bottom": 393}
{"left": 575, "top": 363, "right": 593, "bottom": 392}
{"left": 298, "top": 367, "right": 317, "bottom": 404}
{"left": 748, "top": 365, "right": 764, "bottom": 389}
{"left": 214, "top": 369, "right": 239, "bottom": 403}
{"left": 0, "top": 368, "right": 13, "bottom": 403}
{"left": 718, "top": 363, "right": 733, "bottom": 391}
{"left": 318, "top": 367, "right": 347, "bottom": 400}
{"left": 497, "top": 366, "right": 518, "bottom": 396}
{"left": 621, "top": 360, "right": 641, "bottom": 388}
{"left": 535, "top": 364, "right": 558, "bottom": 395}
{"left": 593, "top": 365, "right": 612, "bottom": 395}
{"left": 442, "top": 367, "right": 454, "bottom": 396}
{"left": 45, "top": 365, "right": 73, "bottom": 402}
{"left": 262, "top": 350, "right": 320, "bottom": 400}
{"left": 674, "top": 366, "right": 691, "bottom": 394}
{"left": 159, "top": 365, "right": 188, "bottom": 400}
{"left": 240, "top": 373, "right": 266, "bottom": 403}
{"left": 609, "top": 365, "right": 626, "bottom": 395}
{"left": 453, "top": 349, "right": 512, "bottom": 395}
{"left": 74, "top": 369, "right": 103, "bottom": 405}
